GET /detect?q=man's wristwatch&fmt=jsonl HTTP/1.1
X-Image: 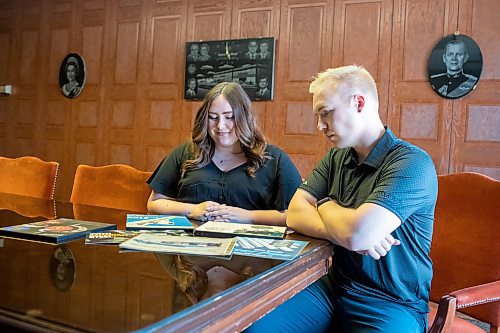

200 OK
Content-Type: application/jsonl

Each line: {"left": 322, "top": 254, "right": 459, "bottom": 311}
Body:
{"left": 315, "top": 197, "right": 333, "bottom": 208}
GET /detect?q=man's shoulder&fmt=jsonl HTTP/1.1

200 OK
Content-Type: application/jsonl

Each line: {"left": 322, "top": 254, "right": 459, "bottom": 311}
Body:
{"left": 429, "top": 73, "right": 450, "bottom": 88}
{"left": 319, "top": 147, "right": 353, "bottom": 166}
{"left": 430, "top": 72, "right": 447, "bottom": 79}
{"left": 388, "top": 138, "right": 434, "bottom": 169}
{"left": 464, "top": 73, "right": 477, "bottom": 80}
{"left": 463, "top": 73, "right": 478, "bottom": 86}
{"left": 447, "top": 73, "right": 478, "bottom": 96}
{"left": 392, "top": 137, "right": 428, "bottom": 155}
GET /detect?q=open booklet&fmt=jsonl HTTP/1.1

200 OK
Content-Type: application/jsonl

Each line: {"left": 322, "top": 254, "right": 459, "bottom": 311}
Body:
{"left": 119, "top": 232, "right": 236, "bottom": 258}
{"left": 194, "top": 221, "right": 286, "bottom": 239}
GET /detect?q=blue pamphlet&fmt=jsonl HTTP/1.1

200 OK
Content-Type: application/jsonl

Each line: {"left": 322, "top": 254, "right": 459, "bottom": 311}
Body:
{"left": 126, "top": 214, "right": 194, "bottom": 231}
{"left": 234, "top": 237, "right": 308, "bottom": 261}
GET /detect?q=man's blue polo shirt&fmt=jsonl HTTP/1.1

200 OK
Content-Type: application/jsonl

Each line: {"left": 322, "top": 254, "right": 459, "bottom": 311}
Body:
{"left": 300, "top": 128, "right": 438, "bottom": 320}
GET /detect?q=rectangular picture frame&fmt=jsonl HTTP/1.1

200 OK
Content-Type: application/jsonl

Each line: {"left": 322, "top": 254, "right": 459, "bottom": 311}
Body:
{"left": 185, "top": 37, "right": 275, "bottom": 101}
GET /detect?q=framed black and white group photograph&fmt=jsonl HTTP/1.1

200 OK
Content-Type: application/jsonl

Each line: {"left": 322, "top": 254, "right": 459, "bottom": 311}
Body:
{"left": 59, "top": 53, "right": 86, "bottom": 99}
{"left": 428, "top": 34, "right": 482, "bottom": 99}
{"left": 184, "top": 37, "right": 275, "bottom": 101}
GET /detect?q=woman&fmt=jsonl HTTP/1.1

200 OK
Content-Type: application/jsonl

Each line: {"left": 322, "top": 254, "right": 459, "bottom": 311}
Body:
{"left": 198, "top": 43, "right": 211, "bottom": 61}
{"left": 62, "top": 57, "right": 81, "bottom": 98}
{"left": 147, "top": 82, "right": 301, "bottom": 226}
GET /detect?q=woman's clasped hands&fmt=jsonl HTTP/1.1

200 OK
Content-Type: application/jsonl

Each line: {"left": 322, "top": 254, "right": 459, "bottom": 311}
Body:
{"left": 189, "top": 201, "right": 251, "bottom": 223}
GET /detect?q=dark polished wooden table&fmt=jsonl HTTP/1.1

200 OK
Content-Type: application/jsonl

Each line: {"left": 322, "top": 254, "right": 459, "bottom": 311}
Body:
{"left": 0, "top": 192, "right": 333, "bottom": 333}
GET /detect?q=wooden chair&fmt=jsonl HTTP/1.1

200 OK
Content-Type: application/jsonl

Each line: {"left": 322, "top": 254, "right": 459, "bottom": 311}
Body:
{"left": 428, "top": 172, "right": 500, "bottom": 333}
{"left": 0, "top": 156, "right": 59, "bottom": 200}
{"left": 70, "top": 164, "right": 152, "bottom": 213}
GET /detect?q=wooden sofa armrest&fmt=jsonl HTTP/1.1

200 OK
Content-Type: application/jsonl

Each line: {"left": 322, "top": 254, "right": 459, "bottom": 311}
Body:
{"left": 429, "top": 280, "right": 500, "bottom": 333}
{"left": 429, "top": 295, "right": 457, "bottom": 333}
{"left": 449, "top": 280, "right": 500, "bottom": 309}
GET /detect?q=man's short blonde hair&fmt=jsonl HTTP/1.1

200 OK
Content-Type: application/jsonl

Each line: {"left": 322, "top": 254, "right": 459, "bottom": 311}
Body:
{"left": 309, "top": 65, "right": 378, "bottom": 100}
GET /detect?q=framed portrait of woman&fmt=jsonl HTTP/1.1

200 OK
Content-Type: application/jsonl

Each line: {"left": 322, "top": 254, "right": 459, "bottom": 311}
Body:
{"left": 59, "top": 53, "right": 86, "bottom": 99}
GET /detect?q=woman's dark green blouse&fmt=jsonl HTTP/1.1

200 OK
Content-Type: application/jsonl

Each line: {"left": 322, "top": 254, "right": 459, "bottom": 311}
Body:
{"left": 147, "top": 142, "right": 302, "bottom": 211}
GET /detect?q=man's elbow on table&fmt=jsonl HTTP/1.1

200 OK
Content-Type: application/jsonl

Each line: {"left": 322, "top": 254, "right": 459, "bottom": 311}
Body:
{"left": 286, "top": 190, "right": 312, "bottom": 221}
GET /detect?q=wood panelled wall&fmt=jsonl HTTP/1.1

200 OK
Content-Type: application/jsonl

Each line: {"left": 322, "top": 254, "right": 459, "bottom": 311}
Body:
{"left": 0, "top": 0, "right": 499, "bottom": 200}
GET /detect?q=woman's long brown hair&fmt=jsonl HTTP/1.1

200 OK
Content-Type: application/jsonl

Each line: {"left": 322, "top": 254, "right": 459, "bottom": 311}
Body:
{"left": 182, "top": 82, "right": 268, "bottom": 178}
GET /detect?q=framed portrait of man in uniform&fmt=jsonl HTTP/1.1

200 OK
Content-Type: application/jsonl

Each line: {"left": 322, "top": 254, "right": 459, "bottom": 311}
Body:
{"left": 428, "top": 34, "right": 482, "bottom": 99}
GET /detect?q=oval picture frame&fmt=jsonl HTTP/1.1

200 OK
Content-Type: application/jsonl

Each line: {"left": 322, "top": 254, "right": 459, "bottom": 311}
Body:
{"left": 49, "top": 245, "right": 76, "bottom": 292}
{"left": 428, "top": 34, "right": 482, "bottom": 99}
{"left": 59, "top": 53, "right": 86, "bottom": 99}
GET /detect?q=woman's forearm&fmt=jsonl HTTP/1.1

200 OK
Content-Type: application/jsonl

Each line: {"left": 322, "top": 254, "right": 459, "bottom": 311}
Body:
{"left": 247, "top": 210, "right": 286, "bottom": 226}
{"left": 147, "top": 197, "right": 195, "bottom": 216}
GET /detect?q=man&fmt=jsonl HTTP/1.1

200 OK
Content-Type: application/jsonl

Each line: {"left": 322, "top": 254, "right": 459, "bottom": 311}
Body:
{"left": 185, "top": 78, "right": 197, "bottom": 98}
{"left": 246, "top": 66, "right": 438, "bottom": 332}
{"left": 187, "top": 63, "right": 197, "bottom": 76}
{"left": 245, "top": 40, "right": 259, "bottom": 60}
{"left": 187, "top": 43, "right": 200, "bottom": 62}
{"left": 430, "top": 39, "right": 478, "bottom": 98}
{"left": 258, "top": 41, "right": 271, "bottom": 60}
{"left": 255, "top": 77, "right": 271, "bottom": 100}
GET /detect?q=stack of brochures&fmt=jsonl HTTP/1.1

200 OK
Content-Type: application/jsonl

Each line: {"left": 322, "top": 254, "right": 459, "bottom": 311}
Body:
{"left": 86, "top": 214, "right": 309, "bottom": 261}
{"left": 0, "top": 214, "right": 309, "bottom": 260}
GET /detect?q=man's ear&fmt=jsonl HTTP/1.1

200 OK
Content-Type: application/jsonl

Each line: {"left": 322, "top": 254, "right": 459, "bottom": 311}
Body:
{"left": 354, "top": 95, "right": 365, "bottom": 112}
{"left": 464, "top": 52, "right": 469, "bottom": 63}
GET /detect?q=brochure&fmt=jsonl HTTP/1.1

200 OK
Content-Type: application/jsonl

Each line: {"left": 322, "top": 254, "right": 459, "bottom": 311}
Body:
{"left": 126, "top": 214, "right": 194, "bottom": 231}
{"left": 194, "top": 221, "right": 286, "bottom": 239}
{"left": 234, "top": 237, "right": 308, "bottom": 261}
{"left": 86, "top": 229, "right": 190, "bottom": 245}
{"left": 85, "top": 230, "right": 140, "bottom": 245}
{"left": 119, "top": 232, "right": 236, "bottom": 258}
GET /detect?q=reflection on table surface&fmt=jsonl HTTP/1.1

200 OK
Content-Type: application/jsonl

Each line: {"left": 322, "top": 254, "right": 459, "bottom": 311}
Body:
{"left": 0, "top": 192, "right": 333, "bottom": 333}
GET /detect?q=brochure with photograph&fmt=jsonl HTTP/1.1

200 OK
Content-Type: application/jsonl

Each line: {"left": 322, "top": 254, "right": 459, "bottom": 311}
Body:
{"left": 0, "top": 218, "right": 116, "bottom": 244}
{"left": 194, "top": 221, "right": 286, "bottom": 239}
{"left": 234, "top": 237, "right": 308, "bottom": 261}
{"left": 119, "top": 232, "right": 236, "bottom": 258}
{"left": 126, "top": 214, "right": 194, "bottom": 231}
{"left": 85, "top": 230, "right": 140, "bottom": 245}
{"left": 86, "top": 229, "right": 190, "bottom": 245}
